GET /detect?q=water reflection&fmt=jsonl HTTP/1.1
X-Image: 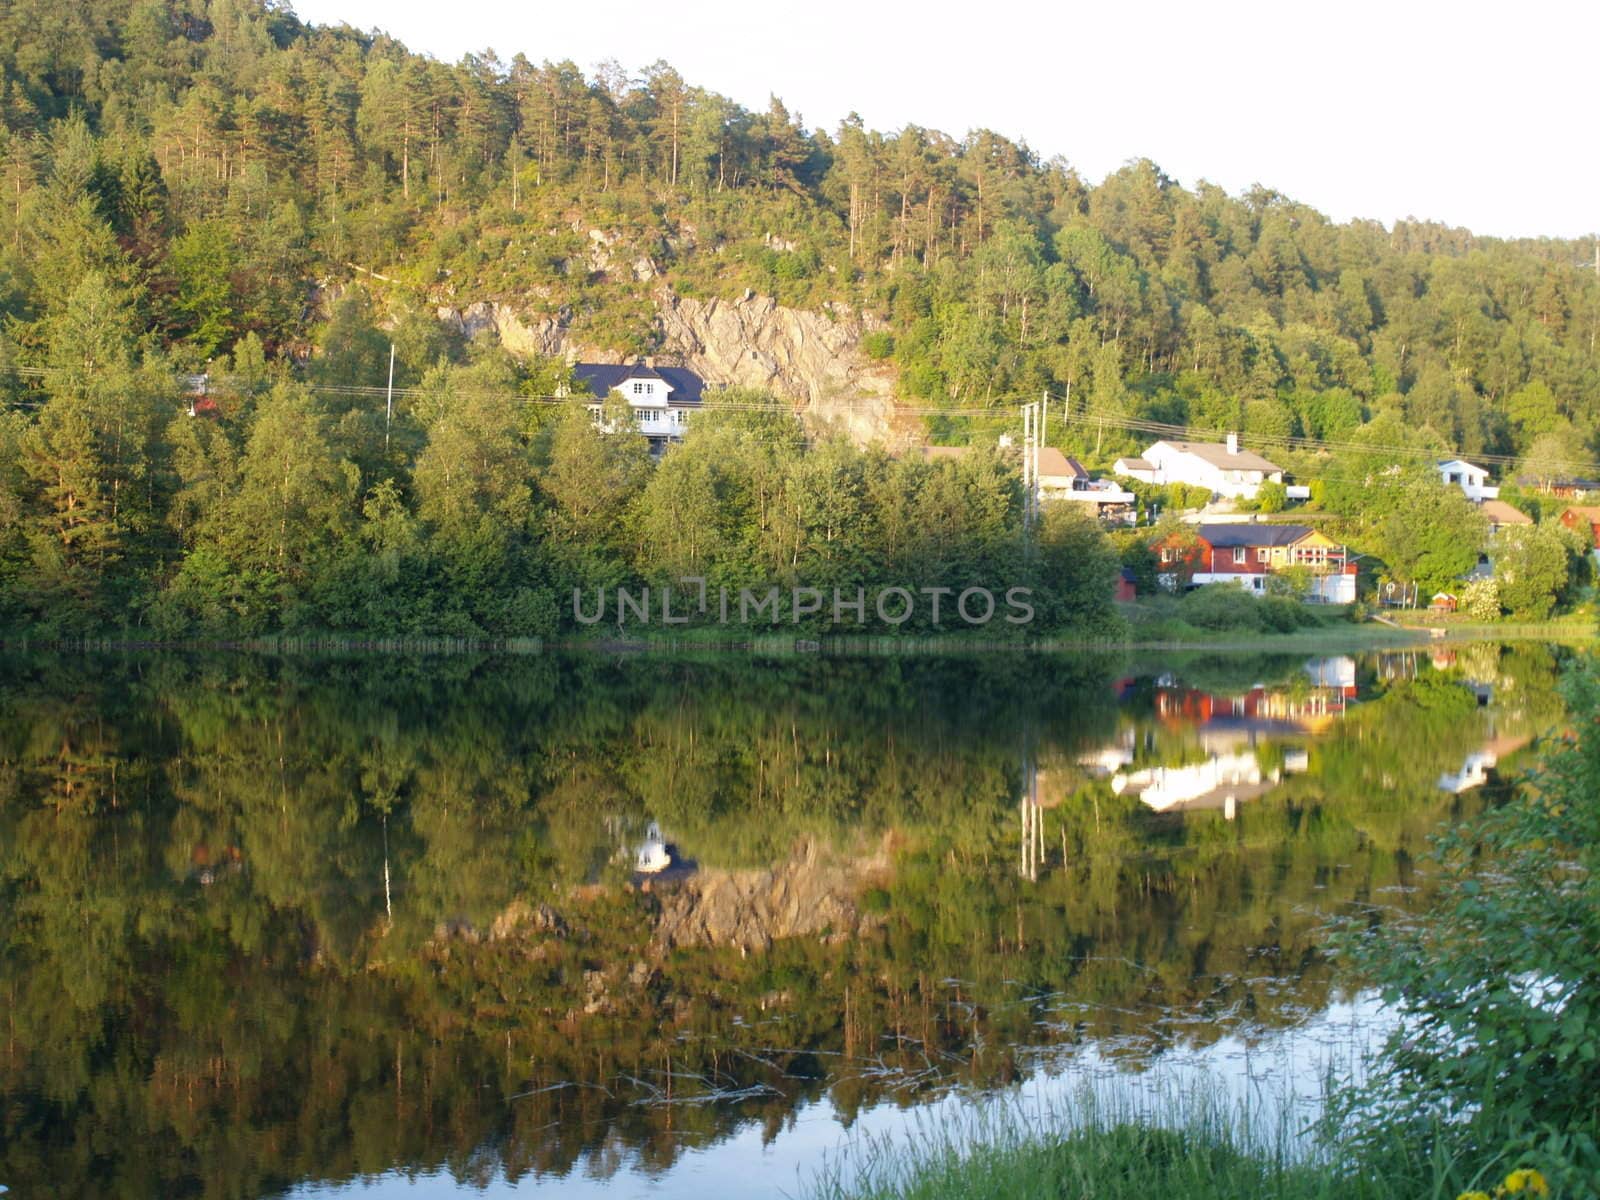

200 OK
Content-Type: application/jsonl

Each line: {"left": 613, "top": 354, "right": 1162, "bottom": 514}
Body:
{"left": 1101, "top": 657, "right": 1349, "bottom": 816}
{"left": 0, "top": 644, "right": 1569, "bottom": 1198}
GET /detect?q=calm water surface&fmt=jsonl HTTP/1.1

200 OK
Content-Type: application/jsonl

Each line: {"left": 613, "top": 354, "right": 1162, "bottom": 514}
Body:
{"left": 0, "top": 644, "right": 1569, "bottom": 1198}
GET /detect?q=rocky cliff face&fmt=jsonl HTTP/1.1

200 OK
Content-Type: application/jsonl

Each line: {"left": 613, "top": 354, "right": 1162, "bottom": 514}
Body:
{"left": 650, "top": 839, "right": 888, "bottom": 953}
{"left": 436, "top": 301, "right": 573, "bottom": 359}
{"left": 654, "top": 291, "right": 897, "bottom": 444}
{"left": 435, "top": 286, "right": 899, "bottom": 444}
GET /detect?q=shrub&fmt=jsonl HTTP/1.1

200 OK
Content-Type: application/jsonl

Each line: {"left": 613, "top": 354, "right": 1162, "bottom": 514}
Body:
{"left": 1258, "top": 595, "right": 1308, "bottom": 632}
{"left": 1166, "top": 483, "right": 1213, "bottom": 512}
{"left": 861, "top": 331, "right": 895, "bottom": 360}
{"left": 1339, "top": 661, "right": 1600, "bottom": 1190}
{"left": 1110, "top": 530, "right": 1159, "bottom": 595}
{"left": 1179, "top": 584, "right": 1267, "bottom": 631}
{"left": 1255, "top": 480, "right": 1288, "bottom": 513}
{"left": 1461, "top": 577, "right": 1502, "bottom": 621}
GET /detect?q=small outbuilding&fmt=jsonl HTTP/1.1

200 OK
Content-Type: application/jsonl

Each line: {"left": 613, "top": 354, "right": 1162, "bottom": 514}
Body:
{"left": 1115, "top": 566, "right": 1137, "bottom": 602}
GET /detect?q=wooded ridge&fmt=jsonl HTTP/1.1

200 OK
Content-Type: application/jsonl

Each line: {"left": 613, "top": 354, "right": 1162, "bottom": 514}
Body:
{"left": 0, "top": 0, "right": 1596, "bottom": 635}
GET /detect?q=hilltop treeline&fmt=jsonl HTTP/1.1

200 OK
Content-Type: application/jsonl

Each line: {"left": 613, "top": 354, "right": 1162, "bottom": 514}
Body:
{"left": 0, "top": 0, "right": 1595, "bottom": 632}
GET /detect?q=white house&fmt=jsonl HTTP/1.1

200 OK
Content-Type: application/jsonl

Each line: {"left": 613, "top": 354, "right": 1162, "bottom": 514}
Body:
{"left": 1114, "top": 434, "right": 1284, "bottom": 500}
{"left": 573, "top": 361, "right": 705, "bottom": 448}
{"left": 1111, "top": 751, "right": 1280, "bottom": 816}
{"left": 1436, "top": 459, "right": 1499, "bottom": 502}
{"left": 1037, "top": 448, "right": 1137, "bottom": 521}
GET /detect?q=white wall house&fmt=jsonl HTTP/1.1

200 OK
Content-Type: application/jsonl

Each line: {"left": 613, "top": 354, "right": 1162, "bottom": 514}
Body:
{"left": 1111, "top": 751, "right": 1280, "bottom": 816}
{"left": 572, "top": 362, "right": 705, "bottom": 447}
{"left": 1436, "top": 459, "right": 1499, "bottom": 502}
{"left": 1114, "top": 434, "right": 1284, "bottom": 500}
{"left": 1037, "top": 448, "right": 1137, "bottom": 521}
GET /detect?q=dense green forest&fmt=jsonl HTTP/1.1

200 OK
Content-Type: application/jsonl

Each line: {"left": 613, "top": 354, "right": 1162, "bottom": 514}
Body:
{"left": 0, "top": 0, "right": 1596, "bottom": 634}
{"left": 0, "top": 646, "right": 1556, "bottom": 1196}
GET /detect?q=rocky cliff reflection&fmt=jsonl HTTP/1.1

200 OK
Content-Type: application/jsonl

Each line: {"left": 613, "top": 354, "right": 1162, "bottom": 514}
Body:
{"left": 0, "top": 644, "right": 1567, "bottom": 1198}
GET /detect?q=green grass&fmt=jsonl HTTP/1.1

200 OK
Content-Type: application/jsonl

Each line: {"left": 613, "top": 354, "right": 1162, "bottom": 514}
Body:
{"left": 832, "top": 1125, "right": 1333, "bottom": 1200}
{"left": 804, "top": 1086, "right": 1464, "bottom": 1200}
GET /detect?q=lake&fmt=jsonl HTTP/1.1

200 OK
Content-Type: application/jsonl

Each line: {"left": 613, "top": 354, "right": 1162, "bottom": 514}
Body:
{"left": 0, "top": 643, "right": 1570, "bottom": 1199}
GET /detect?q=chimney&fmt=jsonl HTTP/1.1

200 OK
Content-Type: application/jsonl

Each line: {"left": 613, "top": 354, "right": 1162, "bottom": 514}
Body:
{"left": 1226, "top": 432, "right": 1239, "bottom": 456}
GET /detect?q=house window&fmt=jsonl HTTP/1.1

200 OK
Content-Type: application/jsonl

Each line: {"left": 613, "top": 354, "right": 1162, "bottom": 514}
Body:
{"left": 1257, "top": 548, "right": 1270, "bottom": 563}
{"left": 1161, "top": 548, "right": 1173, "bottom": 563}
{"left": 633, "top": 382, "right": 645, "bottom": 395}
{"left": 1233, "top": 547, "right": 1247, "bottom": 565}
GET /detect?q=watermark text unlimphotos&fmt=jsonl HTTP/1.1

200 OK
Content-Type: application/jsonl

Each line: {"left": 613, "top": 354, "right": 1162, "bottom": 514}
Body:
{"left": 574, "top": 578, "right": 1034, "bottom": 627}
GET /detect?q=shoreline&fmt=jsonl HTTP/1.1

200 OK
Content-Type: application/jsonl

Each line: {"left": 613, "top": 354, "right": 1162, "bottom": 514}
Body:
{"left": 1, "top": 620, "right": 1590, "bottom": 656}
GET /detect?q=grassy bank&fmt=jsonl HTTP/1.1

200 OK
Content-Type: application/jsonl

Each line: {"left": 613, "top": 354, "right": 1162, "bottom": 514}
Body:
{"left": 820, "top": 1123, "right": 1360, "bottom": 1200}
{"left": 804, "top": 1087, "right": 1458, "bottom": 1200}
{"left": 808, "top": 1107, "right": 1554, "bottom": 1200}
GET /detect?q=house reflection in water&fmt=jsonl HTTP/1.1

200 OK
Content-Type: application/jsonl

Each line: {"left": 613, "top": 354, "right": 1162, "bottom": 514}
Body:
{"left": 1077, "top": 732, "right": 1136, "bottom": 777}
{"left": 1154, "top": 656, "right": 1358, "bottom": 742}
{"left": 1101, "top": 657, "right": 1356, "bottom": 819}
{"left": 1437, "top": 733, "right": 1532, "bottom": 793}
{"left": 1112, "top": 751, "right": 1280, "bottom": 818}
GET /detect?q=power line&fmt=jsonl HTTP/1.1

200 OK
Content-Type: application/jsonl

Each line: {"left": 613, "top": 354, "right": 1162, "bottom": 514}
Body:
{"left": 7, "top": 362, "right": 1600, "bottom": 478}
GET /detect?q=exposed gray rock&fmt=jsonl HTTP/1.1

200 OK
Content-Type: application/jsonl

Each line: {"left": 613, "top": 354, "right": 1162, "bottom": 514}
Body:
{"left": 653, "top": 290, "right": 896, "bottom": 443}
{"left": 652, "top": 839, "right": 887, "bottom": 953}
{"left": 487, "top": 899, "right": 568, "bottom": 942}
{"left": 434, "top": 302, "right": 577, "bottom": 359}
{"left": 436, "top": 285, "right": 898, "bottom": 442}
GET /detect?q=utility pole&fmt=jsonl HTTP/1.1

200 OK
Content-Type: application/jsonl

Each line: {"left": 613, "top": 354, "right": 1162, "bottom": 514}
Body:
{"left": 1020, "top": 399, "right": 1042, "bottom": 531}
{"left": 1024, "top": 400, "right": 1036, "bottom": 524}
{"left": 385, "top": 343, "right": 395, "bottom": 452}
{"left": 1018, "top": 721, "right": 1044, "bottom": 883}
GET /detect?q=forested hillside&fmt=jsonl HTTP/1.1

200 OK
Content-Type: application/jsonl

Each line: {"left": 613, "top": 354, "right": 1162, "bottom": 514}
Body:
{"left": 0, "top": 0, "right": 1596, "bottom": 635}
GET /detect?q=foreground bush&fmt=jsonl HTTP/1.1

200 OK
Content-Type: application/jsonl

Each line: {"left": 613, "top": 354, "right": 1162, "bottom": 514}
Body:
{"left": 1178, "top": 584, "right": 1325, "bottom": 633}
{"left": 1338, "top": 659, "right": 1600, "bottom": 1194}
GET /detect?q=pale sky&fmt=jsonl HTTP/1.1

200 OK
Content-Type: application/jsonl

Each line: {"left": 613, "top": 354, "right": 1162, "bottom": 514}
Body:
{"left": 289, "top": 0, "right": 1598, "bottom": 241}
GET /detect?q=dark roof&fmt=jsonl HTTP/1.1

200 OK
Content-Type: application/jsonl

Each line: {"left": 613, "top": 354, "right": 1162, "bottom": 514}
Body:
{"left": 1194, "top": 523, "right": 1314, "bottom": 548}
{"left": 573, "top": 362, "right": 705, "bottom": 406}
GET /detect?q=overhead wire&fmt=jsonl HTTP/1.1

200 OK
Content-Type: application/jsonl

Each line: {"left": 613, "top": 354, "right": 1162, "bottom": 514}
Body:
{"left": 5, "top": 361, "right": 1599, "bottom": 477}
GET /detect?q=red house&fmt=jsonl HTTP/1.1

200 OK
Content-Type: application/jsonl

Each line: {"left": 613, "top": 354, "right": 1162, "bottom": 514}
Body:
{"left": 1152, "top": 523, "right": 1355, "bottom": 603}
{"left": 1559, "top": 506, "right": 1600, "bottom": 549}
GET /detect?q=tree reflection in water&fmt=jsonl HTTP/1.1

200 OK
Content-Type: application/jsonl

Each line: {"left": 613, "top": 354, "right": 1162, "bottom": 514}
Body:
{"left": 0, "top": 643, "right": 1567, "bottom": 1197}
